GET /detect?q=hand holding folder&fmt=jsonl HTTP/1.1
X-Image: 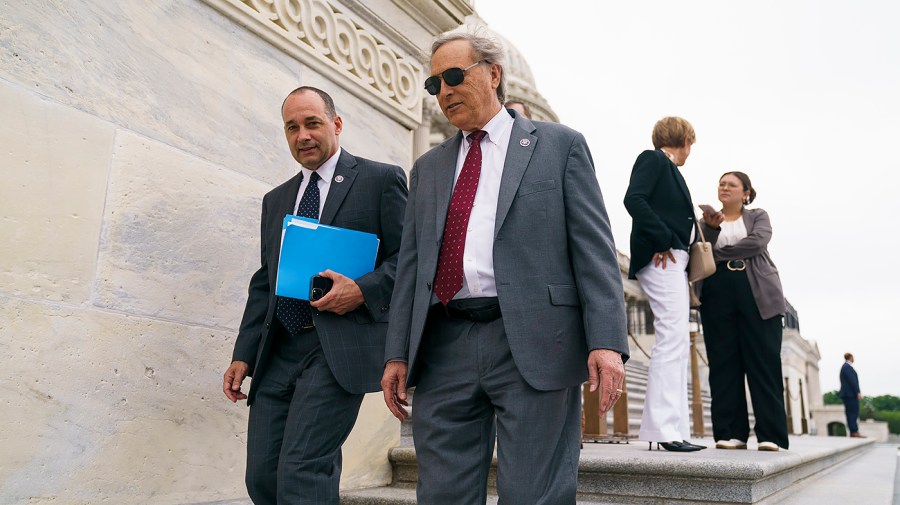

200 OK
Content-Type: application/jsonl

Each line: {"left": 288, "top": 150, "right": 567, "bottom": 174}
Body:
{"left": 275, "top": 216, "right": 379, "bottom": 300}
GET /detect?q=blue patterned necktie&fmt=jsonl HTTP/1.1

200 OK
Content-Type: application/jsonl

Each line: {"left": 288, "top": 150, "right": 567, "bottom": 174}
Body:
{"left": 276, "top": 171, "right": 321, "bottom": 334}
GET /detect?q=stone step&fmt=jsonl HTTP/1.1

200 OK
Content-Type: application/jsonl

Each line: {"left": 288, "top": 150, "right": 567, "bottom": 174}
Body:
{"left": 345, "top": 436, "right": 875, "bottom": 504}
{"left": 341, "top": 485, "right": 625, "bottom": 504}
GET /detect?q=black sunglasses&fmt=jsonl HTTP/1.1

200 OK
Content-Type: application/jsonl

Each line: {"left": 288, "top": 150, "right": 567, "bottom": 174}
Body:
{"left": 424, "top": 60, "right": 484, "bottom": 96}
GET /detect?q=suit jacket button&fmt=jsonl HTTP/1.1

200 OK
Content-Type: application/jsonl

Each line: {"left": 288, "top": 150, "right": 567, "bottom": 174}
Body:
{"left": 381, "top": 305, "right": 389, "bottom": 312}
{"left": 426, "top": 282, "right": 432, "bottom": 290}
{"left": 265, "top": 322, "right": 270, "bottom": 329}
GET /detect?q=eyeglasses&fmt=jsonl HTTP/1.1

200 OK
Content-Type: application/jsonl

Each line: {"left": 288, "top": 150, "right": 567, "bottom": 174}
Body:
{"left": 424, "top": 61, "right": 484, "bottom": 96}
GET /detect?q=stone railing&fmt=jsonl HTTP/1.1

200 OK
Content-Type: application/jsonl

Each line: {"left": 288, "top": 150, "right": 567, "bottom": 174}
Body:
{"left": 203, "top": 0, "right": 425, "bottom": 127}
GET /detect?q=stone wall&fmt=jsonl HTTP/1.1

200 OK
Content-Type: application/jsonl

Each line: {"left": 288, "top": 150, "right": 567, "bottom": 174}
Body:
{"left": 0, "top": 1, "right": 469, "bottom": 503}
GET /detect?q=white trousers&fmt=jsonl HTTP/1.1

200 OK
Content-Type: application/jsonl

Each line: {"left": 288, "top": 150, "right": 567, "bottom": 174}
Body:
{"left": 636, "top": 249, "right": 691, "bottom": 442}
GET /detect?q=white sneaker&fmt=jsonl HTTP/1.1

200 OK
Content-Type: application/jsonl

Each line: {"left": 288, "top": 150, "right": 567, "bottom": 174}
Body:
{"left": 715, "top": 439, "right": 748, "bottom": 449}
{"left": 758, "top": 441, "right": 780, "bottom": 452}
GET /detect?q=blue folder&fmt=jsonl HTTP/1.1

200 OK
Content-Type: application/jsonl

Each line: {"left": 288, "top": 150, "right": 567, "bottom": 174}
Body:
{"left": 275, "top": 215, "right": 379, "bottom": 300}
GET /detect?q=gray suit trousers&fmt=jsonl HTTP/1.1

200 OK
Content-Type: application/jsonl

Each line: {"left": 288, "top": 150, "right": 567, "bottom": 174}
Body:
{"left": 246, "top": 323, "right": 364, "bottom": 505}
{"left": 412, "top": 309, "right": 581, "bottom": 505}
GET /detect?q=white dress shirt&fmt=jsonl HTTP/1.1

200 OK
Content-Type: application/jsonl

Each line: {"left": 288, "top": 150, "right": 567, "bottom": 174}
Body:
{"left": 453, "top": 108, "right": 514, "bottom": 299}
{"left": 293, "top": 147, "right": 341, "bottom": 216}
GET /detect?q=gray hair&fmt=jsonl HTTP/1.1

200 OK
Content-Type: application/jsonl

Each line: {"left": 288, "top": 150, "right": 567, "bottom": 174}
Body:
{"left": 431, "top": 31, "right": 507, "bottom": 104}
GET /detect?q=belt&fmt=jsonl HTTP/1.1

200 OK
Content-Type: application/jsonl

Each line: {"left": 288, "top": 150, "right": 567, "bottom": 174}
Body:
{"left": 432, "top": 297, "right": 502, "bottom": 322}
{"left": 725, "top": 259, "right": 747, "bottom": 271}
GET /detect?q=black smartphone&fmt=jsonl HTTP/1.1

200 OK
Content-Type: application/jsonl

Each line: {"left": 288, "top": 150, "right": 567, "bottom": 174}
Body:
{"left": 698, "top": 204, "right": 718, "bottom": 216}
{"left": 309, "top": 276, "right": 334, "bottom": 301}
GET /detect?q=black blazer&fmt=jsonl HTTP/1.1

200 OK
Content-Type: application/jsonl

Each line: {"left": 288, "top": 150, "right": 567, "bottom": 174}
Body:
{"left": 839, "top": 362, "right": 860, "bottom": 398}
{"left": 232, "top": 149, "right": 408, "bottom": 402}
{"left": 623, "top": 149, "right": 695, "bottom": 279}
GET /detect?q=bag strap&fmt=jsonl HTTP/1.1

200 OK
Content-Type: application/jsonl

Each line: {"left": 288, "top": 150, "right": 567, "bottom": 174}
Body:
{"left": 695, "top": 209, "right": 709, "bottom": 243}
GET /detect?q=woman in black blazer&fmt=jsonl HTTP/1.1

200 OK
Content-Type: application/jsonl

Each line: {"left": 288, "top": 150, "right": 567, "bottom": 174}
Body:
{"left": 698, "top": 172, "right": 788, "bottom": 451}
{"left": 624, "top": 117, "right": 704, "bottom": 452}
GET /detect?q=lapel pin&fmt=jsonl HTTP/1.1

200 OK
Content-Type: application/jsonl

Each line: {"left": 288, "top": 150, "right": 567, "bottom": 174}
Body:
{"left": 334, "top": 175, "right": 344, "bottom": 183}
{"left": 519, "top": 139, "right": 531, "bottom": 147}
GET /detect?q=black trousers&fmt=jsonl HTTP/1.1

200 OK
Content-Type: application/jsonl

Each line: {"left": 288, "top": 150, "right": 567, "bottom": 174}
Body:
{"left": 700, "top": 264, "right": 789, "bottom": 448}
{"left": 842, "top": 396, "right": 859, "bottom": 433}
{"left": 245, "top": 321, "right": 364, "bottom": 505}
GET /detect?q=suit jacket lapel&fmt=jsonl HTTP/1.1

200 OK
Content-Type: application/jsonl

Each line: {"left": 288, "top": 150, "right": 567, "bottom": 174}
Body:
{"left": 434, "top": 132, "right": 464, "bottom": 240}
{"left": 494, "top": 116, "right": 537, "bottom": 238}
{"left": 320, "top": 150, "right": 358, "bottom": 226}
{"left": 670, "top": 160, "right": 693, "bottom": 208}
{"left": 271, "top": 171, "right": 304, "bottom": 273}
{"left": 278, "top": 172, "right": 304, "bottom": 219}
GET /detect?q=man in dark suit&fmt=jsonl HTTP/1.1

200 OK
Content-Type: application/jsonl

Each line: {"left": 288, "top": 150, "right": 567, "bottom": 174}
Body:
{"left": 380, "top": 33, "right": 628, "bottom": 504}
{"left": 839, "top": 352, "right": 864, "bottom": 438}
{"left": 223, "top": 87, "right": 407, "bottom": 505}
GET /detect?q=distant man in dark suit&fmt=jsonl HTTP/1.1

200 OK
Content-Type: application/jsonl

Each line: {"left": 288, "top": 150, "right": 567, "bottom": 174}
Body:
{"left": 223, "top": 86, "right": 407, "bottom": 505}
{"left": 839, "top": 352, "right": 864, "bottom": 438}
{"left": 381, "top": 32, "right": 628, "bottom": 504}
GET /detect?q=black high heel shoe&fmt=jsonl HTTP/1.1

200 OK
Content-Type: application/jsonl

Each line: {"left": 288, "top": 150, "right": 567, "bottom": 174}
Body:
{"left": 652, "top": 441, "right": 702, "bottom": 452}
{"left": 681, "top": 440, "right": 707, "bottom": 450}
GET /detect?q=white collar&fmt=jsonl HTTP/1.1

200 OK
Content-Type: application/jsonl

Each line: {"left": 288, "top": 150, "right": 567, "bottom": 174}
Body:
{"left": 462, "top": 108, "right": 513, "bottom": 147}
{"left": 300, "top": 147, "right": 341, "bottom": 183}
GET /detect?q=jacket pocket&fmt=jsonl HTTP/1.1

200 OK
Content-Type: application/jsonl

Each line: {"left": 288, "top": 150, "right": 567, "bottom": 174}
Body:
{"left": 754, "top": 257, "right": 779, "bottom": 276}
{"left": 548, "top": 284, "right": 580, "bottom": 306}
{"left": 518, "top": 179, "right": 556, "bottom": 196}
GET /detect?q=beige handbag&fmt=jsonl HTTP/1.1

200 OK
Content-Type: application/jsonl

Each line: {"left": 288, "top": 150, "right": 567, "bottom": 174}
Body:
{"left": 688, "top": 219, "right": 716, "bottom": 283}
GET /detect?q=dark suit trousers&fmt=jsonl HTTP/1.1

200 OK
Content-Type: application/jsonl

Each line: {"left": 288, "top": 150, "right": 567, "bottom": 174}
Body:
{"left": 245, "top": 321, "right": 364, "bottom": 505}
{"left": 411, "top": 307, "right": 581, "bottom": 505}
{"left": 700, "top": 265, "right": 789, "bottom": 448}
{"left": 842, "top": 397, "right": 859, "bottom": 433}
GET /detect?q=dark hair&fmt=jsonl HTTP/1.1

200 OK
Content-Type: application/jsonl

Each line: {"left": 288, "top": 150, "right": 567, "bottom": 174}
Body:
{"left": 282, "top": 86, "right": 337, "bottom": 119}
{"left": 844, "top": 352, "right": 853, "bottom": 361}
{"left": 721, "top": 171, "right": 757, "bottom": 205}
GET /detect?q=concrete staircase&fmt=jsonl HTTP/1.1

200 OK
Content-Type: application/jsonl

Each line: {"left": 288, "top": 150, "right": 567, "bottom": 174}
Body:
{"left": 340, "top": 361, "right": 890, "bottom": 504}
{"left": 341, "top": 437, "right": 884, "bottom": 504}
{"left": 202, "top": 364, "right": 892, "bottom": 505}
{"left": 196, "top": 439, "right": 893, "bottom": 504}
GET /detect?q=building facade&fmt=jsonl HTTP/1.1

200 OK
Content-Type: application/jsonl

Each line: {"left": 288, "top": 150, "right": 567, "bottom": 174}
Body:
{"left": 1, "top": 1, "right": 471, "bottom": 503}
{"left": 1, "top": 2, "right": 826, "bottom": 503}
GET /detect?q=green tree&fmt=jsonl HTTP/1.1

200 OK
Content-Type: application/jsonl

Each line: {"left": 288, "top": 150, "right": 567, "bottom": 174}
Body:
{"left": 870, "top": 395, "right": 900, "bottom": 412}
{"left": 873, "top": 411, "right": 900, "bottom": 434}
{"left": 823, "top": 390, "right": 842, "bottom": 405}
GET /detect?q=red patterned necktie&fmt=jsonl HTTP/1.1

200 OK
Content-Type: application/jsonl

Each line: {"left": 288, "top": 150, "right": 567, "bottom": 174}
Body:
{"left": 433, "top": 130, "right": 487, "bottom": 305}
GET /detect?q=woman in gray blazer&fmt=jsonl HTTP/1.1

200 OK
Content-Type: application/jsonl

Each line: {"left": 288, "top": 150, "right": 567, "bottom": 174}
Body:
{"left": 698, "top": 172, "right": 788, "bottom": 452}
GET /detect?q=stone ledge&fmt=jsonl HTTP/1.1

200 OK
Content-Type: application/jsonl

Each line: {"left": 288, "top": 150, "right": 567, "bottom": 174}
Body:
{"left": 387, "top": 436, "right": 874, "bottom": 504}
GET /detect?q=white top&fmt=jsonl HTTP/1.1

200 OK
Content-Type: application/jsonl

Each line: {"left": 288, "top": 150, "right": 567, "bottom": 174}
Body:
{"left": 716, "top": 216, "right": 748, "bottom": 248}
{"left": 453, "top": 108, "right": 514, "bottom": 299}
{"left": 292, "top": 147, "right": 341, "bottom": 216}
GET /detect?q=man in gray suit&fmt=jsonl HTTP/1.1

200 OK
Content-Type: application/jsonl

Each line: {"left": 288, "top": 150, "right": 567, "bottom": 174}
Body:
{"left": 223, "top": 87, "right": 407, "bottom": 505}
{"left": 381, "top": 33, "right": 628, "bottom": 504}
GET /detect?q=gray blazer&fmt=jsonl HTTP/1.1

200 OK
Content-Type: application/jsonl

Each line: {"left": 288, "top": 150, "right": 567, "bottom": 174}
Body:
{"left": 233, "top": 150, "right": 408, "bottom": 402}
{"left": 385, "top": 113, "right": 628, "bottom": 391}
{"left": 699, "top": 208, "right": 786, "bottom": 320}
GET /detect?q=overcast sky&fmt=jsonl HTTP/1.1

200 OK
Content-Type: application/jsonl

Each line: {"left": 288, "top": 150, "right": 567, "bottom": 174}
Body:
{"left": 477, "top": 0, "right": 900, "bottom": 396}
